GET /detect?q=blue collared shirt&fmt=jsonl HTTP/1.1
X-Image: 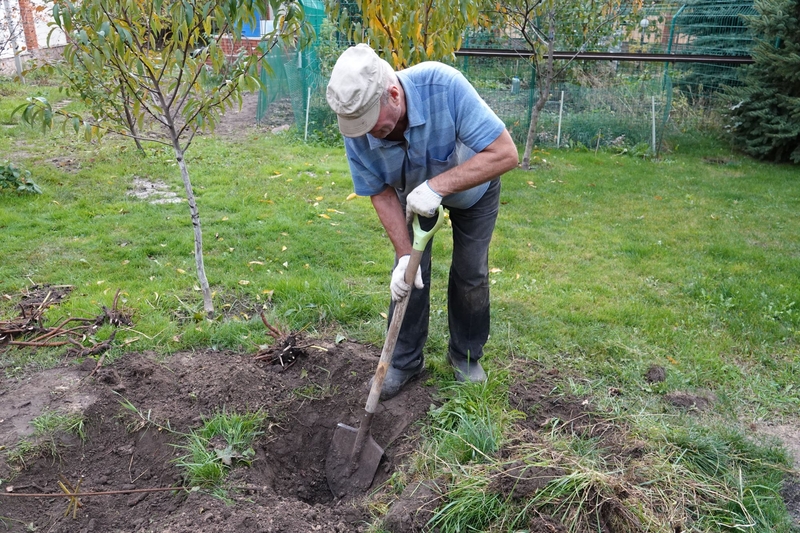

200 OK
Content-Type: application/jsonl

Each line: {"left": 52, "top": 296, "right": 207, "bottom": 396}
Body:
{"left": 343, "top": 62, "right": 507, "bottom": 209}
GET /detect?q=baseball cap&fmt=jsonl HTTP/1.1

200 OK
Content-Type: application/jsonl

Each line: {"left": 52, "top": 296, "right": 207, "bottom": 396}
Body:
{"left": 326, "top": 44, "right": 394, "bottom": 137}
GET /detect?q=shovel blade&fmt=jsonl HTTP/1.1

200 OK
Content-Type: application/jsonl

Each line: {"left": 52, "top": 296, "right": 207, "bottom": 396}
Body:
{"left": 326, "top": 423, "right": 384, "bottom": 498}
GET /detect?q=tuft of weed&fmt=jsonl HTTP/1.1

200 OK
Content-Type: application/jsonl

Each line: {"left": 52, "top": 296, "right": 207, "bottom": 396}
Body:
{"left": 5, "top": 409, "right": 85, "bottom": 467}
{"left": 414, "top": 376, "right": 523, "bottom": 474}
{"left": 173, "top": 410, "right": 266, "bottom": 491}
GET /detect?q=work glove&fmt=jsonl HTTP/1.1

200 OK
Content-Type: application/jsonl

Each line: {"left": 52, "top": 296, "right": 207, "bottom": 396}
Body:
{"left": 390, "top": 254, "right": 423, "bottom": 302}
{"left": 406, "top": 180, "right": 442, "bottom": 222}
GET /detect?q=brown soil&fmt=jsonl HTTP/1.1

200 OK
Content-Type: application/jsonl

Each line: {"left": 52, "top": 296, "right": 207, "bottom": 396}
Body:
{"left": 207, "top": 92, "right": 294, "bottom": 138}
{"left": 0, "top": 340, "right": 434, "bottom": 532}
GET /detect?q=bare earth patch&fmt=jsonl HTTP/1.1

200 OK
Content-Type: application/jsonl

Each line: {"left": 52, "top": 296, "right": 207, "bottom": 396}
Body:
{"left": 1, "top": 349, "right": 799, "bottom": 531}
{"left": 127, "top": 176, "right": 182, "bottom": 205}
{"left": 0, "top": 340, "right": 434, "bottom": 532}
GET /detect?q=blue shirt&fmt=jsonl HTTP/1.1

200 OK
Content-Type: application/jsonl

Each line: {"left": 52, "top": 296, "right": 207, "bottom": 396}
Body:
{"left": 344, "top": 62, "right": 507, "bottom": 209}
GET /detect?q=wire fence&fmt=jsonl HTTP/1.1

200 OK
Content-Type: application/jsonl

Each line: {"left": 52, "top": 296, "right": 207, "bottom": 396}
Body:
{"left": 256, "top": 0, "right": 755, "bottom": 149}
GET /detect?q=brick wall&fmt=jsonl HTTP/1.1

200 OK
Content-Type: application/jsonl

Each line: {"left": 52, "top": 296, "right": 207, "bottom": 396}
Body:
{"left": 219, "top": 36, "right": 262, "bottom": 57}
{"left": 17, "top": 0, "right": 38, "bottom": 50}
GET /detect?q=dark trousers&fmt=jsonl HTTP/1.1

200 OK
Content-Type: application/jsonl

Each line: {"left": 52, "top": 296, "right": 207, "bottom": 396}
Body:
{"left": 389, "top": 178, "right": 501, "bottom": 371}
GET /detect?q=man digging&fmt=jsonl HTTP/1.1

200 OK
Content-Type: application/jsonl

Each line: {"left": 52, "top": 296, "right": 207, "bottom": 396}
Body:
{"left": 326, "top": 44, "right": 519, "bottom": 400}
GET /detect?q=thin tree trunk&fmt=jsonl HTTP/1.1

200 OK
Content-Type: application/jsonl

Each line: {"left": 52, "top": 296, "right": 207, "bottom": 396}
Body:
{"left": 120, "top": 80, "right": 144, "bottom": 152}
{"left": 522, "top": 9, "right": 556, "bottom": 170}
{"left": 172, "top": 143, "right": 214, "bottom": 317}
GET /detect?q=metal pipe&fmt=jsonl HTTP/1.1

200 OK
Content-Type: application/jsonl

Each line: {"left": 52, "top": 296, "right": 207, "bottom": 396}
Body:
{"left": 454, "top": 48, "right": 752, "bottom": 64}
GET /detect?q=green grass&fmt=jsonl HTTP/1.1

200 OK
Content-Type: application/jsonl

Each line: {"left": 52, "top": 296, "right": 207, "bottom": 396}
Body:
{"left": 5, "top": 409, "right": 85, "bottom": 468}
{"left": 173, "top": 410, "right": 266, "bottom": 492}
{"left": 1, "top": 76, "right": 799, "bottom": 531}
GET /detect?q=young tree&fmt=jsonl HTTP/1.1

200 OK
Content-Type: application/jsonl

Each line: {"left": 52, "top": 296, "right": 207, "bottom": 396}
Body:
{"left": 326, "top": 0, "right": 487, "bottom": 67}
{"left": 725, "top": 0, "right": 800, "bottom": 163}
{"left": 491, "top": 0, "right": 641, "bottom": 169}
{"left": 1, "top": 0, "right": 24, "bottom": 78}
{"left": 17, "top": 0, "right": 311, "bottom": 316}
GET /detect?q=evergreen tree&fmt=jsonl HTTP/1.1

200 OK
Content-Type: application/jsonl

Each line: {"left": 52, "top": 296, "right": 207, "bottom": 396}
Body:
{"left": 725, "top": 0, "right": 800, "bottom": 163}
{"left": 674, "top": 0, "right": 756, "bottom": 96}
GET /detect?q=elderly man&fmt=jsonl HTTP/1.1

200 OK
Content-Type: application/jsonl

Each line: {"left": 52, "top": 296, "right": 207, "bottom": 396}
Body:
{"left": 326, "top": 44, "right": 519, "bottom": 400}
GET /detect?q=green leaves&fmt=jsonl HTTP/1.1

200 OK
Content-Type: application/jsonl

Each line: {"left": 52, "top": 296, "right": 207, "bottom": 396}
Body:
{"left": 39, "top": 0, "right": 311, "bottom": 148}
{"left": 0, "top": 161, "right": 41, "bottom": 194}
{"left": 328, "top": 0, "right": 484, "bottom": 68}
{"left": 13, "top": 96, "right": 54, "bottom": 132}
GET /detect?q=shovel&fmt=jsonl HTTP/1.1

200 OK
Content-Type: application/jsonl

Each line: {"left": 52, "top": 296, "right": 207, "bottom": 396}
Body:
{"left": 326, "top": 206, "right": 445, "bottom": 499}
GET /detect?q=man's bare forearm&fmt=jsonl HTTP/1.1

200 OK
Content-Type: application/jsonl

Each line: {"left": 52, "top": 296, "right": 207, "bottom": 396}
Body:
{"left": 428, "top": 130, "right": 519, "bottom": 196}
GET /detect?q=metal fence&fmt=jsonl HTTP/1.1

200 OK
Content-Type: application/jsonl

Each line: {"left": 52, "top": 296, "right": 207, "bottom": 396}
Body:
{"left": 256, "top": 0, "right": 756, "bottom": 149}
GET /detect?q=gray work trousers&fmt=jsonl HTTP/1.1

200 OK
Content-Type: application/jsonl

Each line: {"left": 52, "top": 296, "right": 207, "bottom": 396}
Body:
{"left": 388, "top": 178, "right": 501, "bottom": 371}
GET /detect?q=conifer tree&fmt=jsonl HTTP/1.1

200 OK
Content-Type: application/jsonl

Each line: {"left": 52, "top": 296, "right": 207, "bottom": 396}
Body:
{"left": 725, "top": 0, "right": 800, "bottom": 163}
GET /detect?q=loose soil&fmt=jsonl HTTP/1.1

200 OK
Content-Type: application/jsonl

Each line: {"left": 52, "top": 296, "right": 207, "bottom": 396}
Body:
{"left": 0, "top": 340, "right": 434, "bottom": 532}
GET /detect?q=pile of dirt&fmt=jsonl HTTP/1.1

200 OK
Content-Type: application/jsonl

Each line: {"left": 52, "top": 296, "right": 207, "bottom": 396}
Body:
{"left": 0, "top": 338, "right": 434, "bottom": 532}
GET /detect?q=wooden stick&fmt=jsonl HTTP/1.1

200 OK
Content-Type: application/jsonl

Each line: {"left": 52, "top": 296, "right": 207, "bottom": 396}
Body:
{"left": 1, "top": 486, "right": 189, "bottom": 498}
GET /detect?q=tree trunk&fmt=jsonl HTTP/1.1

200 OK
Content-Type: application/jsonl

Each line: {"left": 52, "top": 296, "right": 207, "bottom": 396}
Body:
{"left": 172, "top": 143, "right": 214, "bottom": 317}
{"left": 120, "top": 80, "right": 144, "bottom": 152}
{"left": 522, "top": 9, "right": 557, "bottom": 170}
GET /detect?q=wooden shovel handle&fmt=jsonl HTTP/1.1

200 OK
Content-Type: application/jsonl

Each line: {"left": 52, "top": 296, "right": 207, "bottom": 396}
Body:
{"left": 364, "top": 248, "right": 423, "bottom": 415}
{"left": 364, "top": 207, "right": 444, "bottom": 415}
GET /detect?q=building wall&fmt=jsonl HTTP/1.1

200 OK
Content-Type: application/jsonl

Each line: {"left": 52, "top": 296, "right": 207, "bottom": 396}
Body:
{"left": 0, "top": 0, "right": 66, "bottom": 61}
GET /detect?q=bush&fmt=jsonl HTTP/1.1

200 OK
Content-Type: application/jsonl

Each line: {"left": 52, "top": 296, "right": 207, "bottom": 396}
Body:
{"left": 0, "top": 161, "right": 41, "bottom": 194}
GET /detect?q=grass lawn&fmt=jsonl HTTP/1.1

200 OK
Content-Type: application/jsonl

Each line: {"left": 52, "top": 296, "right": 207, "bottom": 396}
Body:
{"left": 2, "top": 78, "right": 799, "bottom": 531}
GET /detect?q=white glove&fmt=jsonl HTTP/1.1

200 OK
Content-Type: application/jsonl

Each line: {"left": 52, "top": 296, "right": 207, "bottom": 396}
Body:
{"left": 406, "top": 180, "right": 442, "bottom": 221}
{"left": 390, "top": 254, "right": 423, "bottom": 302}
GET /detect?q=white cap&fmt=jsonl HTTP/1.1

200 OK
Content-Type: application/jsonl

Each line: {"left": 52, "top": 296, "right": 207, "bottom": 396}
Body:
{"left": 326, "top": 44, "right": 394, "bottom": 137}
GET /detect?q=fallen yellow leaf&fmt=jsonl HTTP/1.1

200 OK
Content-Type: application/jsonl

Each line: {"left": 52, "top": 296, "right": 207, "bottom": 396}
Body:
{"left": 239, "top": 280, "right": 250, "bottom": 285}
{"left": 316, "top": 196, "right": 324, "bottom": 201}
{"left": 346, "top": 193, "right": 358, "bottom": 201}
{"left": 318, "top": 213, "right": 331, "bottom": 219}
{"left": 489, "top": 268, "right": 502, "bottom": 274}
{"left": 176, "top": 268, "right": 186, "bottom": 274}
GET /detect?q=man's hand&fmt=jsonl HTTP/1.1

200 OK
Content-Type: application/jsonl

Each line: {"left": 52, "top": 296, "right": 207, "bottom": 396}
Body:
{"left": 406, "top": 180, "right": 442, "bottom": 222}
{"left": 390, "top": 254, "right": 423, "bottom": 301}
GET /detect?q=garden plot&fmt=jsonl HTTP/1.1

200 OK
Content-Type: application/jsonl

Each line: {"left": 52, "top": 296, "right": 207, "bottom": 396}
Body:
{"left": 0, "top": 340, "right": 434, "bottom": 532}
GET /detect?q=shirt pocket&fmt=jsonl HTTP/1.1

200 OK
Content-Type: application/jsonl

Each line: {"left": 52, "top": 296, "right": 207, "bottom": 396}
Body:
{"left": 427, "top": 144, "right": 458, "bottom": 177}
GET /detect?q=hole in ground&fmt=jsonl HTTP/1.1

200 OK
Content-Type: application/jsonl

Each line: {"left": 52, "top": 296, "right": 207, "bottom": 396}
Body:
{"left": 0, "top": 341, "right": 435, "bottom": 531}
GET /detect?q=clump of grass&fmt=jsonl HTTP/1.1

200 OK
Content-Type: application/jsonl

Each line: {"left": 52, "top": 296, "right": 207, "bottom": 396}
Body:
{"left": 6, "top": 409, "right": 85, "bottom": 467}
{"left": 30, "top": 409, "right": 85, "bottom": 441}
{"left": 423, "top": 414, "right": 796, "bottom": 533}
{"left": 173, "top": 410, "right": 266, "bottom": 491}
{"left": 117, "top": 396, "right": 174, "bottom": 433}
{"left": 414, "top": 375, "right": 523, "bottom": 473}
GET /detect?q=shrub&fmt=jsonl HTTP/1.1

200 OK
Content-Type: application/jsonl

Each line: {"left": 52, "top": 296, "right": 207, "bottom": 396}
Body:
{"left": 0, "top": 161, "right": 41, "bottom": 194}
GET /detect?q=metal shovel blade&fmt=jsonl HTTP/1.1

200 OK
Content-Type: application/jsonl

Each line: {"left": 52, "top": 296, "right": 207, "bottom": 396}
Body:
{"left": 326, "top": 423, "right": 384, "bottom": 498}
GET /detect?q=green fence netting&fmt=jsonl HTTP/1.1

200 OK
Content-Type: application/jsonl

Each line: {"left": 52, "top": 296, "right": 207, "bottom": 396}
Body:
{"left": 255, "top": 0, "right": 756, "bottom": 149}
{"left": 257, "top": 0, "right": 326, "bottom": 125}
